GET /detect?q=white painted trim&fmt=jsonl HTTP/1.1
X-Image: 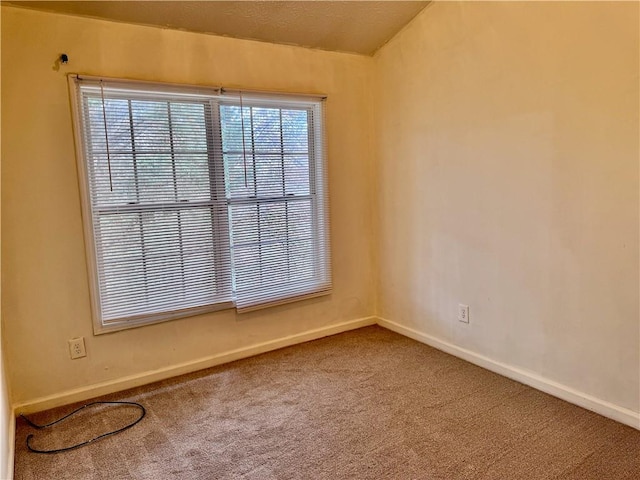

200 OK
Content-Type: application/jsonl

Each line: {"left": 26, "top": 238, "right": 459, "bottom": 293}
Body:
{"left": 6, "top": 409, "right": 14, "bottom": 480}
{"left": 377, "top": 317, "right": 640, "bottom": 431}
{"left": 67, "top": 75, "right": 104, "bottom": 337}
{"left": 14, "top": 317, "right": 376, "bottom": 415}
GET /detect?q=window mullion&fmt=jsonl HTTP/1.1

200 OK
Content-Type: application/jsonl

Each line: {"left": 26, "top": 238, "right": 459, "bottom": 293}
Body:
{"left": 206, "top": 100, "right": 232, "bottom": 298}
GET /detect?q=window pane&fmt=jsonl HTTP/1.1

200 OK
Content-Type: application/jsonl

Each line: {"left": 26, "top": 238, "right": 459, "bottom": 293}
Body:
{"left": 229, "top": 198, "right": 317, "bottom": 293}
{"left": 136, "top": 153, "right": 175, "bottom": 203}
{"left": 87, "top": 97, "right": 214, "bottom": 205}
{"left": 260, "top": 242, "right": 289, "bottom": 284}
{"left": 232, "top": 245, "right": 261, "bottom": 289}
{"left": 229, "top": 203, "right": 258, "bottom": 246}
{"left": 289, "top": 239, "right": 314, "bottom": 282}
{"left": 175, "top": 153, "right": 212, "bottom": 201}
{"left": 221, "top": 105, "right": 310, "bottom": 199}
{"left": 282, "top": 109, "right": 308, "bottom": 152}
{"left": 170, "top": 103, "right": 208, "bottom": 152}
{"left": 90, "top": 153, "right": 137, "bottom": 205}
{"left": 220, "top": 105, "right": 250, "bottom": 153}
{"left": 252, "top": 107, "right": 282, "bottom": 153}
{"left": 260, "top": 202, "right": 287, "bottom": 242}
{"left": 87, "top": 97, "right": 132, "bottom": 153}
{"left": 131, "top": 100, "right": 171, "bottom": 151}
{"left": 224, "top": 153, "right": 256, "bottom": 198}
{"left": 96, "top": 206, "right": 223, "bottom": 320}
{"left": 288, "top": 200, "right": 313, "bottom": 241}
{"left": 255, "top": 154, "right": 284, "bottom": 197}
{"left": 143, "top": 210, "right": 184, "bottom": 308}
{"left": 96, "top": 212, "right": 146, "bottom": 318}
{"left": 180, "top": 208, "right": 218, "bottom": 296}
{"left": 284, "top": 154, "right": 310, "bottom": 195}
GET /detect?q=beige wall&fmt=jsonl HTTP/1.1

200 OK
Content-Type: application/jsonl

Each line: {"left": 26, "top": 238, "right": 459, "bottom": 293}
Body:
{"left": 1, "top": 9, "right": 15, "bottom": 473}
{"left": 1, "top": 6, "right": 376, "bottom": 404}
{"left": 374, "top": 1, "right": 639, "bottom": 413}
{"left": 2, "top": 1, "right": 639, "bottom": 426}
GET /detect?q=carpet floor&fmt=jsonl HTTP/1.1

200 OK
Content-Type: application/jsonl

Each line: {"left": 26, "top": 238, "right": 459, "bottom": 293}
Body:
{"left": 13, "top": 326, "right": 640, "bottom": 479}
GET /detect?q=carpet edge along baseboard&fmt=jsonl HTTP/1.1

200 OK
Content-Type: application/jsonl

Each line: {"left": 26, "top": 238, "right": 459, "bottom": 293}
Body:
{"left": 12, "top": 316, "right": 377, "bottom": 415}
{"left": 377, "top": 317, "right": 640, "bottom": 431}
{"left": 13, "top": 315, "right": 639, "bottom": 432}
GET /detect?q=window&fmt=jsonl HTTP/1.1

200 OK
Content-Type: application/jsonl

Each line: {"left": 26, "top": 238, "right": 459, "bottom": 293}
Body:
{"left": 70, "top": 76, "right": 331, "bottom": 333}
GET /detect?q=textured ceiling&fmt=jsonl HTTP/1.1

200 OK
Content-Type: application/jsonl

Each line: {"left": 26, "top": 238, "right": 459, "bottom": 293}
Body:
{"left": 4, "top": 1, "right": 429, "bottom": 55}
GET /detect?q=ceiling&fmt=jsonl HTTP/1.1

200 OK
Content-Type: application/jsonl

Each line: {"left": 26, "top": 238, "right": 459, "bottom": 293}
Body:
{"left": 4, "top": 1, "right": 430, "bottom": 56}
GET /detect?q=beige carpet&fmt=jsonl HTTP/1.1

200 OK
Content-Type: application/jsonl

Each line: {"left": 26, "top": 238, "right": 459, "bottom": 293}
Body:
{"left": 13, "top": 326, "right": 640, "bottom": 479}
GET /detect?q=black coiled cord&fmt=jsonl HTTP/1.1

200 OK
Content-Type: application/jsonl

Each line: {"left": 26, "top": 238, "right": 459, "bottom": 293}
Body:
{"left": 20, "top": 401, "right": 146, "bottom": 454}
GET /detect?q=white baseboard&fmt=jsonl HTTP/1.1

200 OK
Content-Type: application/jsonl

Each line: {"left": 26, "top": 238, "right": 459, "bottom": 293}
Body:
{"left": 377, "top": 317, "right": 640, "bottom": 431}
{"left": 14, "top": 315, "right": 638, "bottom": 432}
{"left": 5, "top": 409, "right": 15, "bottom": 480}
{"left": 14, "top": 316, "right": 376, "bottom": 415}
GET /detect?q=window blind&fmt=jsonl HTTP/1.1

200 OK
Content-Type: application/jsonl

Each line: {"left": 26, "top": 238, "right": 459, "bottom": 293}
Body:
{"left": 220, "top": 99, "right": 331, "bottom": 312}
{"left": 71, "top": 77, "right": 331, "bottom": 332}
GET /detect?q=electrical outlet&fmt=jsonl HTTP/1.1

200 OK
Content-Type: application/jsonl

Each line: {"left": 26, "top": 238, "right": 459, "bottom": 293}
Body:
{"left": 68, "top": 337, "right": 86, "bottom": 359}
{"left": 458, "top": 304, "right": 469, "bottom": 323}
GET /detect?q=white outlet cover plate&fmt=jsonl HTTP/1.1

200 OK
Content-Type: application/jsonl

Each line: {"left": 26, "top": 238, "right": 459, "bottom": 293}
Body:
{"left": 68, "top": 337, "right": 87, "bottom": 359}
{"left": 458, "top": 304, "right": 469, "bottom": 323}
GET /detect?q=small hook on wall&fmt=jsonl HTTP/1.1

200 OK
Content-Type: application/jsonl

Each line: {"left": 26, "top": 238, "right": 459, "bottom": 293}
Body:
{"left": 53, "top": 53, "right": 69, "bottom": 71}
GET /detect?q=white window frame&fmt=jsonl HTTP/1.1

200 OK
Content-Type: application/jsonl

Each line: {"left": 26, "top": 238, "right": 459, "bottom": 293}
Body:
{"left": 68, "top": 75, "right": 331, "bottom": 334}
